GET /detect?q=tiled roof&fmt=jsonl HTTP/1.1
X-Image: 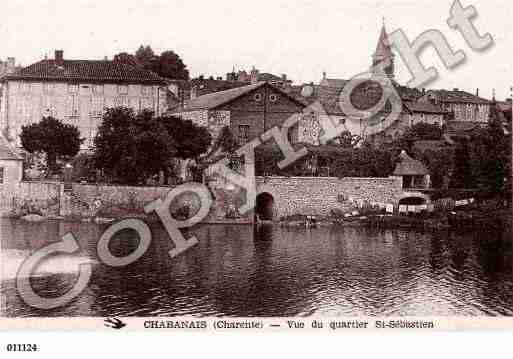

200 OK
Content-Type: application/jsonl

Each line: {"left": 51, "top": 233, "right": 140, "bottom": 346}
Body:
{"left": 427, "top": 89, "right": 491, "bottom": 104}
{"left": 413, "top": 140, "right": 453, "bottom": 153}
{"left": 320, "top": 78, "right": 349, "bottom": 88}
{"left": 393, "top": 150, "right": 429, "bottom": 176}
{"left": 3, "top": 59, "right": 167, "bottom": 85}
{"left": 0, "top": 136, "right": 22, "bottom": 160}
{"left": 445, "top": 121, "right": 483, "bottom": 134}
{"left": 258, "top": 73, "right": 287, "bottom": 82}
{"left": 190, "top": 78, "right": 248, "bottom": 97}
{"left": 403, "top": 100, "right": 444, "bottom": 114}
{"left": 395, "top": 84, "right": 423, "bottom": 101}
{"left": 177, "top": 82, "right": 306, "bottom": 111}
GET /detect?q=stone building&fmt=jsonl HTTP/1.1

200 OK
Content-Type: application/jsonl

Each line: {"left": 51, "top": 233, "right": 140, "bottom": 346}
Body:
{"left": 226, "top": 67, "right": 292, "bottom": 88}
{"left": 296, "top": 23, "right": 445, "bottom": 144}
{"left": 418, "top": 88, "right": 491, "bottom": 123}
{"left": 0, "top": 135, "right": 22, "bottom": 187}
{"left": 392, "top": 150, "right": 430, "bottom": 190}
{"left": 172, "top": 82, "right": 306, "bottom": 145}
{"left": 0, "top": 57, "right": 20, "bottom": 79}
{"left": 0, "top": 50, "right": 168, "bottom": 149}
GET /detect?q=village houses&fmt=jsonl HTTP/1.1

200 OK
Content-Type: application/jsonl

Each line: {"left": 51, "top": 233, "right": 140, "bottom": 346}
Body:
{"left": 0, "top": 50, "right": 168, "bottom": 149}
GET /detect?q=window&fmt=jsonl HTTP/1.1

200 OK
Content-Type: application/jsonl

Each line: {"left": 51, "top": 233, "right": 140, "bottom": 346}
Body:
{"left": 254, "top": 93, "right": 262, "bottom": 102}
{"left": 118, "top": 85, "right": 129, "bottom": 95}
{"left": 66, "top": 95, "right": 80, "bottom": 118}
{"left": 403, "top": 175, "right": 413, "bottom": 189}
{"left": 141, "top": 86, "right": 153, "bottom": 96}
{"left": 114, "top": 96, "right": 129, "bottom": 108}
{"left": 92, "top": 84, "right": 104, "bottom": 94}
{"left": 43, "top": 83, "right": 55, "bottom": 93}
{"left": 0, "top": 167, "right": 4, "bottom": 183}
{"left": 140, "top": 98, "right": 153, "bottom": 111}
{"left": 269, "top": 94, "right": 278, "bottom": 102}
{"left": 287, "top": 123, "right": 299, "bottom": 144}
{"left": 20, "top": 82, "right": 31, "bottom": 93}
{"left": 238, "top": 125, "right": 250, "bottom": 145}
{"left": 91, "top": 97, "right": 104, "bottom": 117}
{"left": 68, "top": 84, "right": 78, "bottom": 93}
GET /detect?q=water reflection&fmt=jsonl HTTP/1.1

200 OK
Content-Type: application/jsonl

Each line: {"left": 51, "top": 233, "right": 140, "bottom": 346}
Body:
{"left": 1, "top": 218, "right": 512, "bottom": 317}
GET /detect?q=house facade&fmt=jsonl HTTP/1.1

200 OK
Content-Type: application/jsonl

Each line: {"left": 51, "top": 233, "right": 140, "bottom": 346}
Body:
{"left": 0, "top": 50, "right": 167, "bottom": 149}
{"left": 173, "top": 82, "right": 306, "bottom": 145}
{"left": 418, "top": 88, "right": 491, "bottom": 123}
{"left": 296, "top": 23, "right": 445, "bottom": 144}
{"left": 0, "top": 135, "right": 23, "bottom": 187}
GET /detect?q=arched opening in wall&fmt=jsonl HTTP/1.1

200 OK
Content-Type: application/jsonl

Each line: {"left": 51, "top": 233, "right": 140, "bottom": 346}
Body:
{"left": 399, "top": 196, "right": 427, "bottom": 205}
{"left": 255, "top": 192, "right": 275, "bottom": 221}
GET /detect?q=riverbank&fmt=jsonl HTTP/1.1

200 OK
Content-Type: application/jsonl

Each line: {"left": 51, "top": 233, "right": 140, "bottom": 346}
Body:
{"left": 278, "top": 207, "right": 512, "bottom": 231}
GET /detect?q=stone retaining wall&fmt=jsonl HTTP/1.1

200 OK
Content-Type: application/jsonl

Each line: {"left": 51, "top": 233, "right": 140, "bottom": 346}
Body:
{"left": 255, "top": 176, "right": 404, "bottom": 218}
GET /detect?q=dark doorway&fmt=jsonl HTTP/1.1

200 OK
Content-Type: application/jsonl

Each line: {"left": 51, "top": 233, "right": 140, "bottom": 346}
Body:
{"left": 255, "top": 192, "right": 275, "bottom": 221}
{"left": 399, "top": 196, "right": 427, "bottom": 205}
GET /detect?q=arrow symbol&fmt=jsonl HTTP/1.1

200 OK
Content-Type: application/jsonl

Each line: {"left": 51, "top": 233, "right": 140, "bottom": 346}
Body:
{"left": 104, "top": 318, "right": 126, "bottom": 329}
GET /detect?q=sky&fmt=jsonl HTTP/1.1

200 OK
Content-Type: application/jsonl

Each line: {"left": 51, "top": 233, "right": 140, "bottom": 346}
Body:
{"left": 1, "top": 0, "right": 512, "bottom": 100}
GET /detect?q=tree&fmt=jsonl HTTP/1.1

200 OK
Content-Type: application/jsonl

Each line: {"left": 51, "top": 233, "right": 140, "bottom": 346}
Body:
{"left": 154, "top": 50, "right": 189, "bottom": 80}
{"left": 327, "top": 130, "right": 362, "bottom": 148}
{"left": 467, "top": 104, "right": 510, "bottom": 193}
{"left": 415, "top": 148, "right": 454, "bottom": 189}
{"left": 132, "top": 46, "right": 189, "bottom": 80}
{"left": 94, "top": 108, "right": 176, "bottom": 184}
{"left": 135, "top": 45, "right": 156, "bottom": 71}
{"left": 113, "top": 52, "right": 140, "bottom": 67}
{"left": 449, "top": 137, "right": 473, "bottom": 189}
{"left": 160, "top": 116, "right": 212, "bottom": 160}
{"left": 393, "top": 122, "right": 443, "bottom": 154}
{"left": 94, "top": 109, "right": 211, "bottom": 184}
{"left": 20, "top": 117, "right": 82, "bottom": 176}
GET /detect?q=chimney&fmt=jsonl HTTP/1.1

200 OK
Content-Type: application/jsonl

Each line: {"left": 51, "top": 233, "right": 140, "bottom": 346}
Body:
{"left": 322, "top": 71, "right": 327, "bottom": 79}
{"left": 250, "top": 67, "right": 259, "bottom": 84}
{"left": 104, "top": 56, "right": 108, "bottom": 61}
{"left": 476, "top": 88, "right": 479, "bottom": 96}
{"left": 422, "top": 88, "right": 426, "bottom": 95}
{"left": 217, "top": 76, "right": 222, "bottom": 81}
{"left": 55, "top": 50, "right": 64, "bottom": 66}
{"left": 453, "top": 88, "right": 459, "bottom": 91}
{"left": 190, "top": 86, "right": 198, "bottom": 99}
{"left": 281, "top": 74, "right": 287, "bottom": 80}
{"left": 6, "top": 57, "right": 15, "bottom": 73}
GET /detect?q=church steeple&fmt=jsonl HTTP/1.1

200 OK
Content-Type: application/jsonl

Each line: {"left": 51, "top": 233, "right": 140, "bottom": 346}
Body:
{"left": 371, "top": 18, "right": 395, "bottom": 80}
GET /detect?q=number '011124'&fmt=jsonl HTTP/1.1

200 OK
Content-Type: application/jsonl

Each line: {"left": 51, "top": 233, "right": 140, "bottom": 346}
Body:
{"left": 6, "top": 344, "right": 38, "bottom": 352}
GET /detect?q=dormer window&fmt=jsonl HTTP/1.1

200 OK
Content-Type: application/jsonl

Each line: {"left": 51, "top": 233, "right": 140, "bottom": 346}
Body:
{"left": 269, "top": 94, "right": 278, "bottom": 102}
{"left": 254, "top": 93, "right": 262, "bottom": 102}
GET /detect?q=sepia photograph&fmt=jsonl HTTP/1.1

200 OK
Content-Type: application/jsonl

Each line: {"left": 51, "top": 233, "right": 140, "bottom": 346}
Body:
{"left": 0, "top": 0, "right": 512, "bottom": 331}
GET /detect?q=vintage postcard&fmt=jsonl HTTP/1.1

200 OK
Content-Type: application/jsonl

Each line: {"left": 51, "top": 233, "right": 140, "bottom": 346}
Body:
{"left": 0, "top": 0, "right": 512, "bottom": 351}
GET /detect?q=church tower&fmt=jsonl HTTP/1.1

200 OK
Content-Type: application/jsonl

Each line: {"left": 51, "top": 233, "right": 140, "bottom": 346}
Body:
{"left": 371, "top": 20, "right": 395, "bottom": 80}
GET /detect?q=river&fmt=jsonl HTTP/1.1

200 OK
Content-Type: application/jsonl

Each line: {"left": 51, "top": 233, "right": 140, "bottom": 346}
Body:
{"left": 1, "top": 218, "right": 512, "bottom": 317}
